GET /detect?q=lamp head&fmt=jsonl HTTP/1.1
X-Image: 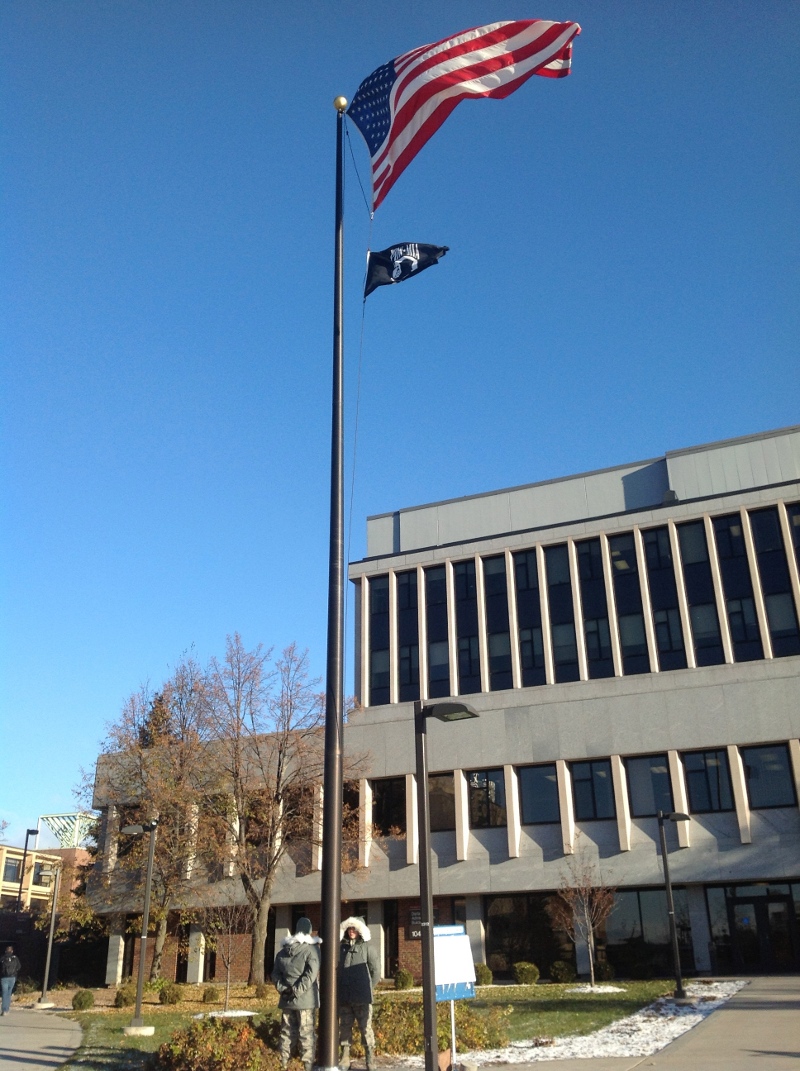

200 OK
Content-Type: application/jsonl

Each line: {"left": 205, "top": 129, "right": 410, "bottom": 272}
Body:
{"left": 421, "top": 701, "right": 479, "bottom": 722}
{"left": 27, "top": 829, "right": 39, "bottom": 837}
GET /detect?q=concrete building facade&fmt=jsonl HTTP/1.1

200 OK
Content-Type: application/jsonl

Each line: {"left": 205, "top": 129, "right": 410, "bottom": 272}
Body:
{"left": 95, "top": 426, "right": 800, "bottom": 984}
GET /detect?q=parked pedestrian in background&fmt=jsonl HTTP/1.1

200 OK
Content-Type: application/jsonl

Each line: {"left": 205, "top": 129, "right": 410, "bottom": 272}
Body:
{"left": 1, "top": 946, "right": 21, "bottom": 1016}
{"left": 271, "top": 917, "right": 321, "bottom": 1071}
{"left": 338, "top": 917, "right": 380, "bottom": 1071}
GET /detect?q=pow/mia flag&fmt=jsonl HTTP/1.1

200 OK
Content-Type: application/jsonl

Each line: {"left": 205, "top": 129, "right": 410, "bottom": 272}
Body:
{"left": 364, "top": 243, "right": 449, "bottom": 298}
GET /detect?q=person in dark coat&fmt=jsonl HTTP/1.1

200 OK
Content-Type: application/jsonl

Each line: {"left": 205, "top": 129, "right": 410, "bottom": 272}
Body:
{"left": 271, "top": 918, "right": 322, "bottom": 1071}
{"left": 338, "top": 917, "right": 381, "bottom": 1071}
{"left": 0, "top": 946, "right": 21, "bottom": 1016}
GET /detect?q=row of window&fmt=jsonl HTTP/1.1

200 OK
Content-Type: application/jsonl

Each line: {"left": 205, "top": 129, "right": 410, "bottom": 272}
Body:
{"left": 364, "top": 502, "right": 800, "bottom": 704}
{"left": 370, "top": 742, "right": 798, "bottom": 834}
{"left": 1, "top": 859, "right": 51, "bottom": 886}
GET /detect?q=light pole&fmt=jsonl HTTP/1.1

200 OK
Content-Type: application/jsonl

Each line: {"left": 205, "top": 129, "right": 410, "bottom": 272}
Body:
{"left": 37, "top": 864, "right": 62, "bottom": 1008}
{"left": 656, "top": 810, "right": 690, "bottom": 1000}
{"left": 414, "top": 700, "right": 479, "bottom": 1071}
{"left": 14, "top": 828, "right": 40, "bottom": 913}
{"left": 121, "top": 819, "right": 158, "bottom": 1036}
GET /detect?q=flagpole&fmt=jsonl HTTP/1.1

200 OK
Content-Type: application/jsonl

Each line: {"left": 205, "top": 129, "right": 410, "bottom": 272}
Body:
{"left": 317, "top": 94, "right": 348, "bottom": 1071}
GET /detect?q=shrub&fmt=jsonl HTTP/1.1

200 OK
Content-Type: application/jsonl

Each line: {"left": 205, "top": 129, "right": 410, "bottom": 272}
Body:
{"left": 473, "top": 962, "right": 493, "bottom": 986}
{"left": 254, "top": 982, "right": 272, "bottom": 1001}
{"left": 512, "top": 961, "right": 540, "bottom": 985}
{"left": 203, "top": 985, "right": 221, "bottom": 1003}
{"left": 549, "top": 960, "right": 576, "bottom": 984}
{"left": 594, "top": 959, "right": 616, "bottom": 981}
{"left": 371, "top": 997, "right": 510, "bottom": 1055}
{"left": 157, "top": 1018, "right": 279, "bottom": 1071}
{"left": 146, "top": 976, "right": 170, "bottom": 993}
{"left": 159, "top": 982, "right": 183, "bottom": 1005}
{"left": 114, "top": 983, "right": 137, "bottom": 1008}
{"left": 72, "top": 989, "right": 95, "bottom": 1010}
{"left": 394, "top": 968, "right": 414, "bottom": 990}
{"left": 14, "top": 976, "right": 39, "bottom": 995}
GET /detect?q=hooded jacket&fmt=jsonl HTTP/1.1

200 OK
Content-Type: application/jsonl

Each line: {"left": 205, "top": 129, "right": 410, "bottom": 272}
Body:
{"left": 271, "top": 922, "right": 322, "bottom": 1010}
{"left": 338, "top": 916, "right": 381, "bottom": 1005}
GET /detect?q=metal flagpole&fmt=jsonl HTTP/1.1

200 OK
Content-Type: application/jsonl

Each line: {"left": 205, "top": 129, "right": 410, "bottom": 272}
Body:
{"left": 316, "top": 94, "right": 348, "bottom": 1071}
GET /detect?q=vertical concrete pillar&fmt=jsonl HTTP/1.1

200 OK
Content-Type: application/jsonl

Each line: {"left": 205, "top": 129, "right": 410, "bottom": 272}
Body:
{"left": 359, "top": 777, "right": 373, "bottom": 869}
{"left": 105, "top": 916, "right": 126, "bottom": 986}
{"left": 312, "top": 784, "right": 324, "bottom": 872}
{"left": 504, "top": 765, "right": 521, "bottom": 859}
{"left": 686, "top": 886, "right": 712, "bottom": 973}
{"left": 610, "top": 755, "right": 631, "bottom": 852}
{"left": 557, "top": 760, "right": 575, "bottom": 855}
{"left": 727, "top": 745, "right": 752, "bottom": 844}
{"left": 275, "top": 904, "right": 292, "bottom": 949}
{"left": 185, "top": 924, "right": 205, "bottom": 984}
{"left": 454, "top": 769, "right": 470, "bottom": 861}
{"left": 366, "top": 901, "right": 385, "bottom": 980}
{"left": 406, "top": 772, "right": 419, "bottom": 866}
{"left": 668, "top": 750, "right": 691, "bottom": 848}
{"left": 464, "top": 895, "right": 485, "bottom": 969}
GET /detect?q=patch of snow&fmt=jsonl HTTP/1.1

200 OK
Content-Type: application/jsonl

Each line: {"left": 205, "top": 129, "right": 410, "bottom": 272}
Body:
{"left": 192, "top": 1009, "right": 257, "bottom": 1019}
{"left": 393, "top": 980, "right": 747, "bottom": 1065}
{"left": 565, "top": 984, "right": 625, "bottom": 994}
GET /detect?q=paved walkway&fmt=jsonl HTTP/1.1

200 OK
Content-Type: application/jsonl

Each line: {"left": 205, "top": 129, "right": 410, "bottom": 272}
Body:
{"left": 0, "top": 1008, "right": 82, "bottom": 1071}
{"left": 480, "top": 975, "right": 800, "bottom": 1071}
{"left": 0, "top": 976, "right": 798, "bottom": 1070}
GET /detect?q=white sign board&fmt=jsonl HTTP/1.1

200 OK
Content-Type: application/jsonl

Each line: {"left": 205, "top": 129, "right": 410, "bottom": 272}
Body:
{"left": 433, "top": 924, "right": 475, "bottom": 1002}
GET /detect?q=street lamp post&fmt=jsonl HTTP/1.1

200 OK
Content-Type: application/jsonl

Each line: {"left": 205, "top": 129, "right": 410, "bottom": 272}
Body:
{"left": 414, "top": 701, "right": 479, "bottom": 1071}
{"left": 121, "top": 820, "right": 158, "bottom": 1035}
{"left": 37, "top": 864, "right": 62, "bottom": 1008}
{"left": 14, "top": 828, "right": 40, "bottom": 913}
{"left": 656, "top": 810, "right": 690, "bottom": 1000}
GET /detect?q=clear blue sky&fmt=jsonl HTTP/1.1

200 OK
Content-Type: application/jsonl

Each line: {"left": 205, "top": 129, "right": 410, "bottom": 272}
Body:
{"left": 2, "top": 2, "right": 798, "bottom": 847}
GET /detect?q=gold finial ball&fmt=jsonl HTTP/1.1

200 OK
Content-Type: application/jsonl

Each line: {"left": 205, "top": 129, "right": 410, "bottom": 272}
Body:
{"left": 333, "top": 96, "right": 348, "bottom": 112}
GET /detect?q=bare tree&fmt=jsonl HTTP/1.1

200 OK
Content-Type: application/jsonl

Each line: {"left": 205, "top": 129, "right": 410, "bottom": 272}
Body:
{"left": 205, "top": 637, "right": 324, "bottom": 985}
{"left": 95, "top": 654, "right": 216, "bottom": 979}
{"left": 200, "top": 892, "right": 253, "bottom": 1010}
{"left": 545, "top": 846, "right": 616, "bottom": 987}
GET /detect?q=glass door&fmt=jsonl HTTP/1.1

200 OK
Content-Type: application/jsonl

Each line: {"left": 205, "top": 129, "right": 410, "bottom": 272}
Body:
{"left": 730, "top": 897, "right": 798, "bottom": 972}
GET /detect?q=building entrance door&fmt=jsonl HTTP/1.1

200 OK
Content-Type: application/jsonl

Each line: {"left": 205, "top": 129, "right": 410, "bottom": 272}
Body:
{"left": 730, "top": 896, "right": 798, "bottom": 972}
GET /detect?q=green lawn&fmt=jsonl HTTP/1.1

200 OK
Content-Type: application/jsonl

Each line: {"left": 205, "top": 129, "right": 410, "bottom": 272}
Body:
{"left": 472, "top": 981, "right": 673, "bottom": 1041}
{"left": 61, "top": 981, "right": 673, "bottom": 1070}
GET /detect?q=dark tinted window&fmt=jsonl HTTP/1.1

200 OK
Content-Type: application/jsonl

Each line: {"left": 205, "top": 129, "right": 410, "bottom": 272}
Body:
{"left": 455, "top": 560, "right": 481, "bottom": 695}
{"left": 683, "top": 749, "right": 734, "bottom": 813}
{"left": 369, "top": 575, "right": 390, "bottom": 705}
{"left": 425, "top": 566, "right": 450, "bottom": 698}
{"left": 468, "top": 768, "right": 507, "bottom": 828}
{"left": 545, "top": 545, "right": 579, "bottom": 683}
{"left": 787, "top": 504, "right": 800, "bottom": 572}
{"left": 643, "top": 527, "right": 686, "bottom": 671}
{"left": 577, "top": 539, "right": 614, "bottom": 679}
{"left": 626, "top": 754, "right": 673, "bottom": 817}
{"left": 397, "top": 571, "right": 420, "bottom": 701}
{"left": 429, "top": 773, "right": 456, "bottom": 832}
{"left": 713, "top": 515, "right": 763, "bottom": 662}
{"left": 519, "top": 764, "right": 560, "bottom": 824}
{"left": 571, "top": 759, "right": 615, "bottom": 820}
{"left": 749, "top": 508, "right": 800, "bottom": 657}
{"left": 514, "top": 550, "right": 546, "bottom": 686}
{"left": 372, "top": 777, "right": 406, "bottom": 835}
{"left": 483, "top": 556, "right": 512, "bottom": 691}
{"left": 677, "top": 522, "right": 725, "bottom": 666}
{"left": 609, "top": 534, "right": 650, "bottom": 675}
{"left": 741, "top": 744, "right": 796, "bottom": 809}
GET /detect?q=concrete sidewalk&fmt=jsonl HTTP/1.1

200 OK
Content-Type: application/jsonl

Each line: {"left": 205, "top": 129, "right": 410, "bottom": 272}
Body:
{"left": 479, "top": 975, "right": 800, "bottom": 1071}
{"left": 0, "top": 1008, "right": 82, "bottom": 1071}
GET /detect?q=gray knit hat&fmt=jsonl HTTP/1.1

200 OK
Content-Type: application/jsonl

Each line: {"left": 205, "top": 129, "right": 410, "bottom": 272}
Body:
{"left": 295, "top": 917, "right": 313, "bottom": 936}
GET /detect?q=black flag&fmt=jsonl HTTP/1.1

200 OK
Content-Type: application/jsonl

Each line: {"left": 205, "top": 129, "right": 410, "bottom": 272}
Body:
{"left": 364, "top": 243, "right": 449, "bottom": 298}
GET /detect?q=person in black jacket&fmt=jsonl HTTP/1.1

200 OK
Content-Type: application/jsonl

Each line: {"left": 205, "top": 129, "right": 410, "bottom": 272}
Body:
{"left": 1, "top": 946, "right": 21, "bottom": 1015}
{"left": 338, "top": 917, "right": 381, "bottom": 1071}
{"left": 271, "top": 918, "right": 322, "bottom": 1071}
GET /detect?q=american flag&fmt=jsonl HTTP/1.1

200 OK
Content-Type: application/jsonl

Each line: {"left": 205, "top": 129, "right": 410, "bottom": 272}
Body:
{"left": 348, "top": 19, "right": 581, "bottom": 211}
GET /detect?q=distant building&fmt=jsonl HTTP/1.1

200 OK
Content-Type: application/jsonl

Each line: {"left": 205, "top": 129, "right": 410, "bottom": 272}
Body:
{"left": 94, "top": 425, "right": 800, "bottom": 983}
